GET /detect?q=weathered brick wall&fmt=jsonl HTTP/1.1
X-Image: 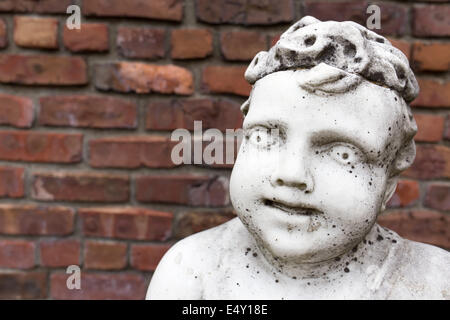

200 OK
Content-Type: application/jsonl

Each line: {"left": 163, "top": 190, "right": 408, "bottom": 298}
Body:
{"left": 0, "top": 0, "right": 448, "bottom": 299}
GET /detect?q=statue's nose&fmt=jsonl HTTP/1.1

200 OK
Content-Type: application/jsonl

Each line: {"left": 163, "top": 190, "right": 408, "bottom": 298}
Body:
{"left": 270, "top": 150, "right": 314, "bottom": 193}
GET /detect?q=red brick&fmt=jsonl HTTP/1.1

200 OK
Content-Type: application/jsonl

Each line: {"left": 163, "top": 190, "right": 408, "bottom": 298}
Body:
{"left": 221, "top": 31, "right": 267, "bottom": 61}
{"left": 79, "top": 207, "right": 173, "bottom": 241}
{"left": 303, "top": 1, "right": 408, "bottom": 36}
{"left": 148, "top": 133, "right": 240, "bottom": 169}
{"left": 89, "top": 136, "right": 177, "bottom": 169}
{"left": 0, "top": 204, "right": 75, "bottom": 236}
{"left": 412, "top": 42, "right": 450, "bottom": 72}
{"left": 14, "top": 16, "right": 58, "bottom": 49}
{"left": 136, "top": 175, "right": 229, "bottom": 206}
{"left": 378, "top": 210, "right": 450, "bottom": 249}
{"left": 403, "top": 144, "right": 450, "bottom": 179}
{"left": 445, "top": 115, "right": 450, "bottom": 141}
{"left": 0, "top": 166, "right": 24, "bottom": 198}
{"left": 95, "top": 62, "right": 194, "bottom": 95}
{"left": 0, "top": 131, "right": 82, "bottom": 163}
{"left": 85, "top": 241, "right": 127, "bottom": 270}
{"left": 0, "top": 0, "right": 71, "bottom": 13}
{"left": 0, "top": 54, "right": 87, "bottom": 86}
{"left": 144, "top": 132, "right": 240, "bottom": 169}
{"left": 387, "top": 38, "right": 411, "bottom": 61}
{"left": 304, "top": 1, "right": 366, "bottom": 24}
{"left": 131, "top": 244, "right": 171, "bottom": 271}
{"left": 424, "top": 184, "right": 450, "bottom": 211}
{"left": 414, "top": 114, "right": 445, "bottom": 142}
{"left": 83, "top": 0, "right": 183, "bottom": 22}
{"left": 202, "top": 66, "right": 251, "bottom": 96}
{"left": 0, "top": 240, "right": 35, "bottom": 269}
{"left": 39, "top": 95, "right": 137, "bottom": 129}
{"left": 0, "top": 272, "right": 47, "bottom": 299}
{"left": 175, "top": 211, "right": 236, "bottom": 238}
{"left": 51, "top": 272, "right": 147, "bottom": 300}
{"left": 412, "top": 78, "right": 450, "bottom": 108}
{"left": 0, "top": 18, "right": 7, "bottom": 48}
{"left": 413, "top": 5, "right": 450, "bottom": 37}
{"left": 196, "top": 0, "right": 294, "bottom": 25}
{"left": 146, "top": 98, "right": 243, "bottom": 131}
{"left": 117, "top": 27, "right": 165, "bottom": 59}
{"left": 171, "top": 29, "right": 213, "bottom": 59}
{"left": 0, "top": 94, "right": 33, "bottom": 128}
{"left": 32, "top": 172, "right": 129, "bottom": 203}
{"left": 63, "top": 23, "right": 109, "bottom": 52}
{"left": 386, "top": 180, "right": 420, "bottom": 209}
{"left": 366, "top": 2, "right": 409, "bottom": 36}
{"left": 40, "top": 239, "right": 80, "bottom": 268}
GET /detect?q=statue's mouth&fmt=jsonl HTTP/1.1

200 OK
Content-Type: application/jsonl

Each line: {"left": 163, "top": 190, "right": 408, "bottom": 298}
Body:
{"left": 264, "top": 199, "right": 322, "bottom": 216}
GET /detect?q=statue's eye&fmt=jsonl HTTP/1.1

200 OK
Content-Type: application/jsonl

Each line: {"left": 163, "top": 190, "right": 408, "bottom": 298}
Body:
{"left": 246, "top": 127, "right": 280, "bottom": 148}
{"left": 326, "top": 144, "right": 362, "bottom": 165}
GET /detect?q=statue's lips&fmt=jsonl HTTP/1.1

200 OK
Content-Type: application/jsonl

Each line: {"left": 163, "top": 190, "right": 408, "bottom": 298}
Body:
{"left": 264, "top": 199, "right": 322, "bottom": 216}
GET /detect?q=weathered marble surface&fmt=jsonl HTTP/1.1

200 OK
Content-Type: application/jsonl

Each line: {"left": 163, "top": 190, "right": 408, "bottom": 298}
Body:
{"left": 147, "top": 17, "right": 450, "bottom": 300}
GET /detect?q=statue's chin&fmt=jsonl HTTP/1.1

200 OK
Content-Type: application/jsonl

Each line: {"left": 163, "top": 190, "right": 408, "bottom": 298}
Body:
{"left": 250, "top": 230, "right": 342, "bottom": 265}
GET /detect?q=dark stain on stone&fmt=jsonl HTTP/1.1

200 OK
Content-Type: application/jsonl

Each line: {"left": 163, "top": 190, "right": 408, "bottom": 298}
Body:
{"left": 344, "top": 42, "right": 356, "bottom": 57}
{"left": 394, "top": 64, "right": 405, "bottom": 80}
{"left": 289, "top": 50, "right": 297, "bottom": 61}
{"left": 317, "top": 44, "right": 336, "bottom": 64}
{"left": 304, "top": 36, "right": 316, "bottom": 47}
{"left": 369, "top": 71, "right": 385, "bottom": 83}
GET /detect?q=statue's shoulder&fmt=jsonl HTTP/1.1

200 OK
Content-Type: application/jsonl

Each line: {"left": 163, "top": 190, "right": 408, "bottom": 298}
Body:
{"left": 387, "top": 237, "right": 450, "bottom": 299}
{"left": 404, "top": 239, "right": 450, "bottom": 275}
{"left": 166, "top": 217, "right": 247, "bottom": 262}
{"left": 146, "top": 217, "right": 246, "bottom": 299}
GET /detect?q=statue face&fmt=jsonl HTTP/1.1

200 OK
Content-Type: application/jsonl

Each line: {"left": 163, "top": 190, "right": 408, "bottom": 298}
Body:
{"left": 230, "top": 70, "right": 405, "bottom": 263}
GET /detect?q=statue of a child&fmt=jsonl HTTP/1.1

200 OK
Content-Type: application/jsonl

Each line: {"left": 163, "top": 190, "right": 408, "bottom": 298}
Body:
{"left": 147, "top": 17, "right": 450, "bottom": 299}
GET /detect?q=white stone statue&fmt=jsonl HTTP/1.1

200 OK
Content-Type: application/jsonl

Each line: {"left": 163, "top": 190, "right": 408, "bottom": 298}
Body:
{"left": 147, "top": 17, "right": 450, "bottom": 300}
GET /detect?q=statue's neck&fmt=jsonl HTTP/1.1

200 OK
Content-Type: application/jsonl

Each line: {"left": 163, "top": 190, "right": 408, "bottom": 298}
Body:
{"left": 256, "top": 224, "right": 392, "bottom": 283}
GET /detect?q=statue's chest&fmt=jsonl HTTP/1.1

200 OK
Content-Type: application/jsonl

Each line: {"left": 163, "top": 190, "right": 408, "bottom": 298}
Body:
{"left": 201, "top": 257, "right": 389, "bottom": 299}
{"left": 201, "top": 262, "right": 377, "bottom": 299}
{"left": 198, "top": 238, "right": 394, "bottom": 299}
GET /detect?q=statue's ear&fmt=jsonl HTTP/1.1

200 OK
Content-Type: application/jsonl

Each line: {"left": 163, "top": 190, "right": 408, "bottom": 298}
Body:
{"left": 381, "top": 177, "right": 398, "bottom": 212}
{"left": 240, "top": 99, "right": 250, "bottom": 117}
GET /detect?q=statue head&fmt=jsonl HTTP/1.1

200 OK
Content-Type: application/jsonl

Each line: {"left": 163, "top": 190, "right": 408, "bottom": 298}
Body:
{"left": 229, "top": 17, "right": 418, "bottom": 264}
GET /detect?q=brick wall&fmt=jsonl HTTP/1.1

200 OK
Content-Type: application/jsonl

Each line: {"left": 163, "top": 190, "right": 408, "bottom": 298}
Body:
{"left": 0, "top": 0, "right": 448, "bottom": 299}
